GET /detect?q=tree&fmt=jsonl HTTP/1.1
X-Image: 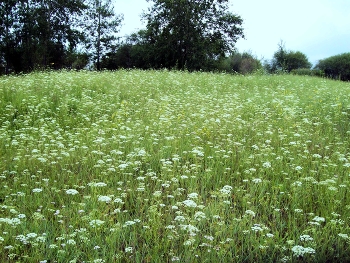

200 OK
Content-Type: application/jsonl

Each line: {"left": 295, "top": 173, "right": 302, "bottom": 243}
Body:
{"left": 219, "top": 51, "right": 262, "bottom": 74}
{"left": 284, "top": 51, "right": 312, "bottom": 72}
{"left": 0, "top": 0, "right": 86, "bottom": 73}
{"left": 142, "top": 0, "right": 244, "bottom": 71}
{"left": 0, "top": 0, "right": 18, "bottom": 74}
{"left": 270, "top": 41, "right": 287, "bottom": 72}
{"left": 267, "top": 42, "right": 312, "bottom": 73}
{"left": 315, "top": 53, "right": 350, "bottom": 81}
{"left": 84, "top": 0, "right": 123, "bottom": 70}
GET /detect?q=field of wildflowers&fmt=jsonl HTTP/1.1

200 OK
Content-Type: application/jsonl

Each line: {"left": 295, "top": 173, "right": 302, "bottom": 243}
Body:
{"left": 1, "top": 70, "right": 350, "bottom": 262}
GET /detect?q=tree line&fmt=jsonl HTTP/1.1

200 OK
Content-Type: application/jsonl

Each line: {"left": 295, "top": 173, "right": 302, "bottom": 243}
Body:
{"left": 1, "top": 0, "right": 349, "bottom": 80}
{"left": 0, "top": 0, "right": 122, "bottom": 73}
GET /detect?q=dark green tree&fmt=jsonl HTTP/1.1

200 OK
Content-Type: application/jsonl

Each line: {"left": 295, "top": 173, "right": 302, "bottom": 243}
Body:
{"left": 267, "top": 41, "right": 288, "bottom": 72}
{"left": 142, "top": 0, "right": 244, "bottom": 71}
{"left": 101, "top": 30, "right": 155, "bottom": 70}
{"left": 0, "top": 0, "right": 86, "bottom": 73}
{"left": 220, "top": 51, "right": 262, "bottom": 74}
{"left": 315, "top": 53, "right": 350, "bottom": 81}
{"left": 284, "top": 51, "right": 312, "bottom": 72}
{"left": 0, "top": 0, "right": 18, "bottom": 74}
{"left": 267, "top": 42, "right": 312, "bottom": 73}
{"left": 84, "top": 0, "right": 123, "bottom": 70}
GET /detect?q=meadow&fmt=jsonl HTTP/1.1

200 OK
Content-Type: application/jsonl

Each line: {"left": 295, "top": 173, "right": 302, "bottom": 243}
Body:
{"left": 0, "top": 70, "right": 350, "bottom": 262}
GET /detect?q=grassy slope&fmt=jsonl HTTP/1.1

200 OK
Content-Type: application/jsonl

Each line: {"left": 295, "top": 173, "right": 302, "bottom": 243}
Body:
{"left": 0, "top": 70, "right": 350, "bottom": 262}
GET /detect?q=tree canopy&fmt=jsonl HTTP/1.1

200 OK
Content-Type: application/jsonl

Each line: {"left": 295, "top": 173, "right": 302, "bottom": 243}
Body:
{"left": 1, "top": 1, "right": 347, "bottom": 78}
{"left": 84, "top": 0, "right": 123, "bottom": 70}
{"left": 315, "top": 53, "right": 350, "bottom": 81}
{"left": 266, "top": 42, "right": 312, "bottom": 73}
{"left": 140, "top": 0, "right": 244, "bottom": 71}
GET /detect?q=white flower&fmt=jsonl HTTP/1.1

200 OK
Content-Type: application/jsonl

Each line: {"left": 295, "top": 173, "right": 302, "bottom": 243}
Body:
{"left": 338, "top": 233, "right": 349, "bottom": 239}
{"left": 192, "top": 148, "right": 204, "bottom": 157}
{"left": 252, "top": 178, "right": 262, "bottom": 184}
{"left": 291, "top": 245, "right": 315, "bottom": 257}
{"left": 153, "top": 190, "right": 162, "bottom": 197}
{"left": 98, "top": 196, "right": 112, "bottom": 203}
{"left": 125, "top": 247, "right": 133, "bottom": 253}
{"left": 295, "top": 166, "right": 302, "bottom": 171}
{"left": 262, "top": 162, "right": 271, "bottom": 168}
{"left": 292, "top": 181, "right": 302, "bottom": 187}
{"left": 66, "top": 189, "right": 79, "bottom": 195}
{"left": 182, "top": 199, "right": 197, "bottom": 208}
{"left": 194, "top": 211, "right": 206, "bottom": 221}
{"left": 188, "top": 192, "right": 199, "bottom": 199}
{"left": 66, "top": 239, "right": 76, "bottom": 245}
{"left": 179, "top": 224, "right": 200, "bottom": 234}
{"left": 26, "top": 233, "right": 37, "bottom": 239}
{"left": 204, "top": 235, "right": 214, "bottom": 241}
{"left": 89, "top": 219, "right": 105, "bottom": 228}
{"left": 312, "top": 216, "right": 325, "bottom": 223}
{"left": 245, "top": 210, "right": 256, "bottom": 217}
{"left": 118, "top": 163, "right": 128, "bottom": 169}
{"left": 174, "top": 216, "right": 186, "bottom": 222}
{"left": 88, "top": 182, "right": 107, "bottom": 187}
{"left": 183, "top": 239, "right": 194, "bottom": 246}
{"left": 113, "top": 198, "right": 124, "bottom": 204}
{"left": 123, "top": 221, "right": 136, "bottom": 227}
{"left": 220, "top": 185, "right": 233, "bottom": 195}
{"left": 300, "top": 235, "right": 313, "bottom": 242}
{"left": 251, "top": 224, "right": 263, "bottom": 232}
{"left": 32, "top": 188, "right": 43, "bottom": 193}
{"left": 17, "top": 214, "right": 26, "bottom": 219}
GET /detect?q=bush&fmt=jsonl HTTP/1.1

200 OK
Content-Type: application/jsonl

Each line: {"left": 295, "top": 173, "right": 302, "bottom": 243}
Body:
{"left": 219, "top": 52, "right": 262, "bottom": 74}
{"left": 265, "top": 42, "right": 312, "bottom": 73}
{"left": 291, "top": 68, "right": 324, "bottom": 77}
{"left": 315, "top": 53, "right": 350, "bottom": 81}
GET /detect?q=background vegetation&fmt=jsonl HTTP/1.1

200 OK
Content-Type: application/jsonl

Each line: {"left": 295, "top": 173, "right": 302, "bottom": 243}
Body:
{"left": 1, "top": 0, "right": 349, "bottom": 79}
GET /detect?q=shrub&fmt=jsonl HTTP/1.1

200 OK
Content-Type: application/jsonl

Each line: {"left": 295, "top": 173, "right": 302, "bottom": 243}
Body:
{"left": 265, "top": 42, "right": 312, "bottom": 73}
{"left": 315, "top": 53, "right": 350, "bottom": 81}
{"left": 219, "top": 52, "right": 262, "bottom": 74}
{"left": 291, "top": 68, "right": 324, "bottom": 77}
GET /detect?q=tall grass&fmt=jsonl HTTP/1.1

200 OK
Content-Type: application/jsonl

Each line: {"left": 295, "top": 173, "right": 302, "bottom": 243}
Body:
{"left": 1, "top": 70, "right": 350, "bottom": 262}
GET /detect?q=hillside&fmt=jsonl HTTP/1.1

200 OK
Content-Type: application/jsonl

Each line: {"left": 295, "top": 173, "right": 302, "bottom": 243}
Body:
{"left": 1, "top": 70, "right": 350, "bottom": 262}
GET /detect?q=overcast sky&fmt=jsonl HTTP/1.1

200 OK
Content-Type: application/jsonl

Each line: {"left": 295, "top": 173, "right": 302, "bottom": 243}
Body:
{"left": 115, "top": 0, "right": 350, "bottom": 65}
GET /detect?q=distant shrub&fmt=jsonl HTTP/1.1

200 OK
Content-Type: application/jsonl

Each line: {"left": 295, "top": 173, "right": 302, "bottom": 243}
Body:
{"left": 291, "top": 68, "right": 325, "bottom": 77}
{"left": 315, "top": 53, "right": 350, "bottom": 81}
{"left": 264, "top": 42, "right": 312, "bottom": 73}
{"left": 219, "top": 52, "right": 262, "bottom": 74}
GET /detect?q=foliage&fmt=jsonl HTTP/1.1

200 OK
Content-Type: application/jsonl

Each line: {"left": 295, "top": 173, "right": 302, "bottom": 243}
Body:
{"left": 0, "top": 0, "right": 86, "bottom": 73}
{"left": 1, "top": 71, "right": 350, "bottom": 262}
{"left": 219, "top": 51, "right": 262, "bottom": 74}
{"left": 83, "top": 0, "right": 123, "bottom": 70}
{"left": 100, "top": 30, "right": 155, "bottom": 70}
{"left": 266, "top": 42, "right": 312, "bottom": 73}
{"left": 0, "top": 0, "right": 123, "bottom": 74}
{"left": 315, "top": 53, "right": 350, "bottom": 81}
{"left": 284, "top": 51, "right": 312, "bottom": 72}
{"left": 140, "top": 0, "right": 244, "bottom": 71}
{"left": 291, "top": 68, "right": 325, "bottom": 77}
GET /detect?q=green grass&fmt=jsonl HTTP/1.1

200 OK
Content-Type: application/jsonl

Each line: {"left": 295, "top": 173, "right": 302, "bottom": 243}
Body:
{"left": 1, "top": 70, "right": 350, "bottom": 262}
